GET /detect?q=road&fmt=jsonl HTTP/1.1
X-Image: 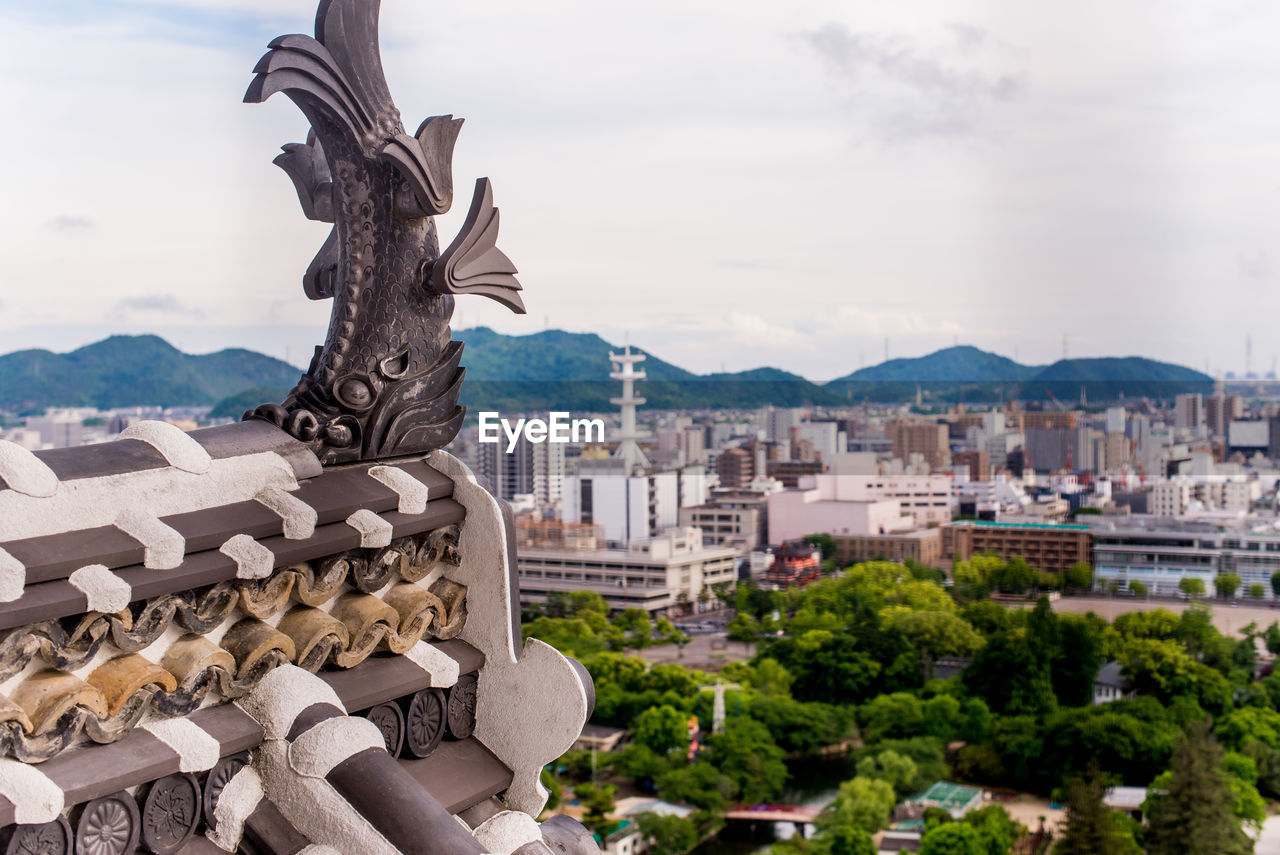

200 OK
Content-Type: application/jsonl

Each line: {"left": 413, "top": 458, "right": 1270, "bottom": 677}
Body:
{"left": 1257, "top": 815, "right": 1280, "bottom": 854}
{"left": 1007, "top": 595, "right": 1280, "bottom": 637}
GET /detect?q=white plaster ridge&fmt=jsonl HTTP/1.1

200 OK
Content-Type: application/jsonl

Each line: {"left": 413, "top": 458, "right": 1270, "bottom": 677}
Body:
{"left": 0, "top": 547, "right": 25, "bottom": 603}
{"left": 0, "top": 452, "right": 300, "bottom": 542}
{"left": 345, "top": 509, "right": 393, "bottom": 548}
{"left": 256, "top": 486, "right": 318, "bottom": 540}
{"left": 288, "top": 716, "right": 385, "bottom": 778}
{"left": 116, "top": 509, "right": 186, "bottom": 570}
{"left": 208, "top": 765, "right": 264, "bottom": 852}
{"left": 472, "top": 811, "right": 543, "bottom": 855}
{"left": 121, "top": 420, "right": 212, "bottom": 474}
{"left": 0, "top": 441, "right": 58, "bottom": 498}
{"left": 69, "top": 564, "right": 132, "bottom": 614}
{"left": 236, "top": 665, "right": 344, "bottom": 741}
{"left": 141, "top": 718, "right": 221, "bottom": 772}
{"left": 220, "top": 534, "right": 275, "bottom": 580}
{"left": 0, "top": 758, "right": 64, "bottom": 823}
{"left": 403, "top": 641, "right": 460, "bottom": 688}
{"left": 368, "top": 466, "right": 429, "bottom": 514}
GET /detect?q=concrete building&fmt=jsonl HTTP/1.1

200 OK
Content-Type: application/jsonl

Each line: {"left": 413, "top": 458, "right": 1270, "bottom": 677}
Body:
{"left": 766, "top": 459, "right": 825, "bottom": 488}
{"left": 767, "top": 475, "right": 920, "bottom": 544}
{"left": 1017, "top": 411, "right": 1078, "bottom": 430}
{"left": 476, "top": 432, "right": 565, "bottom": 508}
{"left": 1175, "top": 393, "right": 1204, "bottom": 430}
{"left": 814, "top": 474, "right": 954, "bottom": 528}
{"left": 953, "top": 450, "right": 990, "bottom": 481}
{"left": 716, "top": 446, "right": 755, "bottom": 489}
{"left": 832, "top": 529, "right": 943, "bottom": 568}
{"left": 563, "top": 459, "right": 707, "bottom": 547}
{"left": 943, "top": 520, "right": 1093, "bottom": 574}
{"left": 517, "top": 526, "right": 739, "bottom": 615}
{"left": 794, "top": 421, "right": 842, "bottom": 464}
{"left": 1207, "top": 395, "right": 1243, "bottom": 438}
{"left": 891, "top": 422, "right": 950, "bottom": 470}
{"left": 679, "top": 498, "right": 764, "bottom": 550}
{"left": 1025, "top": 426, "right": 1092, "bottom": 473}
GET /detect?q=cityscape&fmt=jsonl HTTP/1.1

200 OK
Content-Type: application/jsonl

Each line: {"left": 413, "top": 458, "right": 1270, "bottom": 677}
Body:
{"left": 6, "top": 333, "right": 1280, "bottom": 854}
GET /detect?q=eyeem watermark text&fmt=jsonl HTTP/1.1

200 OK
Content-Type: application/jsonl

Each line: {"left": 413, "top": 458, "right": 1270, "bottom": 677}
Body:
{"left": 478, "top": 412, "right": 605, "bottom": 452}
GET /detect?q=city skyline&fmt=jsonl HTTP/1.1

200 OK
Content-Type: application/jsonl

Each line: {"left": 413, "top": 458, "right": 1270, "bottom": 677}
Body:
{"left": 0, "top": 1, "right": 1277, "bottom": 381}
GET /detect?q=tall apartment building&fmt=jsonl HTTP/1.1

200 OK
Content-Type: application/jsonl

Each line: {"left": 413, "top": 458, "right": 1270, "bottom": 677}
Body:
{"left": 953, "top": 450, "right": 990, "bottom": 481}
{"left": 794, "top": 421, "right": 841, "bottom": 463}
{"left": 476, "top": 433, "right": 565, "bottom": 508}
{"left": 1206, "top": 395, "right": 1243, "bottom": 438}
{"left": 1175, "top": 393, "right": 1204, "bottom": 430}
{"left": 1016, "top": 411, "right": 1078, "bottom": 431}
{"left": 891, "top": 422, "right": 950, "bottom": 470}
{"left": 1025, "top": 426, "right": 1092, "bottom": 472}
{"left": 716, "top": 446, "right": 755, "bottom": 488}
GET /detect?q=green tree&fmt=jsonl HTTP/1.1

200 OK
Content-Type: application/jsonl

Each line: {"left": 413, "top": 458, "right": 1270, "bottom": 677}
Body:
{"left": 1215, "top": 573, "right": 1242, "bottom": 599}
{"left": 919, "top": 822, "right": 982, "bottom": 855}
{"left": 824, "top": 826, "right": 876, "bottom": 855}
{"left": 1179, "top": 576, "right": 1207, "bottom": 598}
{"left": 1056, "top": 764, "right": 1142, "bottom": 855}
{"left": 1248, "top": 582, "right": 1266, "bottom": 599}
{"left": 1145, "top": 720, "right": 1252, "bottom": 855}
{"left": 634, "top": 812, "right": 698, "bottom": 855}
{"left": 573, "top": 782, "right": 617, "bottom": 839}
{"left": 1065, "top": 562, "right": 1094, "bottom": 591}
{"left": 994, "top": 556, "right": 1035, "bottom": 594}
{"left": 612, "top": 608, "right": 653, "bottom": 649}
{"left": 860, "top": 693, "right": 925, "bottom": 742}
{"left": 804, "top": 533, "right": 837, "bottom": 560}
{"left": 633, "top": 705, "right": 692, "bottom": 755}
{"left": 1129, "top": 580, "right": 1148, "bottom": 598}
{"left": 855, "top": 750, "right": 918, "bottom": 797}
{"left": 704, "top": 717, "right": 788, "bottom": 803}
{"left": 656, "top": 761, "right": 733, "bottom": 813}
{"left": 1272, "top": 570, "right": 1280, "bottom": 598}
{"left": 727, "top": 612, "right": 761, "bottom": 653}
{"left": 820, "top": 777, "right": 895, "bottom": 834}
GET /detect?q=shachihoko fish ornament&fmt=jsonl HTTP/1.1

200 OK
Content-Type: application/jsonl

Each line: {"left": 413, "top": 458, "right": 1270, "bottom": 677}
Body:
{"left": 242, "top": 0, "right": 524, "bottom": 464}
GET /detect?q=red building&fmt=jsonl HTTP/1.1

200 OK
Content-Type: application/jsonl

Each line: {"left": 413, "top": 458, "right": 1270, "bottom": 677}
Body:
{"left": 765, "top": 540, "right": 822, "bottom": 587}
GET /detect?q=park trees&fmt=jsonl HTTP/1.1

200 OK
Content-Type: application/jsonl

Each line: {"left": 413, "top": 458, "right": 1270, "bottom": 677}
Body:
{"left": 819, "top": 776, "right": 895, "bottom": 835}
{"left": 1145, "top": 720, "right": 1253, "bottom": 855}
{"left": 1215, "top": 573, "right": 1243, "bottom": 599}
{"left": 1056, "top": 764, "right": 1142, "bottom": 855}
{"left": 1065, "top": 562, "right": 1094, "bottom": 591}
{"left": 1179, "top": 576, "right": 1207, "bottom": 598}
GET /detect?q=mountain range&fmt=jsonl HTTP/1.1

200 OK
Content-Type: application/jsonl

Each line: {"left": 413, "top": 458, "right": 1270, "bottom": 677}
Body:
{"left": 0, "top": 332, "right": 1213, "bottom": 415}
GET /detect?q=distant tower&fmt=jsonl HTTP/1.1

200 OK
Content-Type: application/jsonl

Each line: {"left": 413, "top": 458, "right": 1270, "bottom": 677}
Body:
{"left": 610, "top": 345, "right": 649, "bottom": 472}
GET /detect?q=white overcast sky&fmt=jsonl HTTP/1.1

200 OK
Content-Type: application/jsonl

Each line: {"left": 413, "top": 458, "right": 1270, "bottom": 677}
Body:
{"left": 0, "top": 0, "right": 1277, "bottom": 381}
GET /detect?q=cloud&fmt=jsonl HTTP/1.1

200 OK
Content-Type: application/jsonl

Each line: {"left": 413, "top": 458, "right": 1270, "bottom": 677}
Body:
{"left": 47, "top": 215, "right": 94, "bottom": 233}
{"left": 109, "top": 294, "right": 205, "bottom": 321}
{"left": 1238, "top": 251, "right": 1271, "bottom": 280}
{"left": 801, "top": 22, "right": 1024, "bottom": 142}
